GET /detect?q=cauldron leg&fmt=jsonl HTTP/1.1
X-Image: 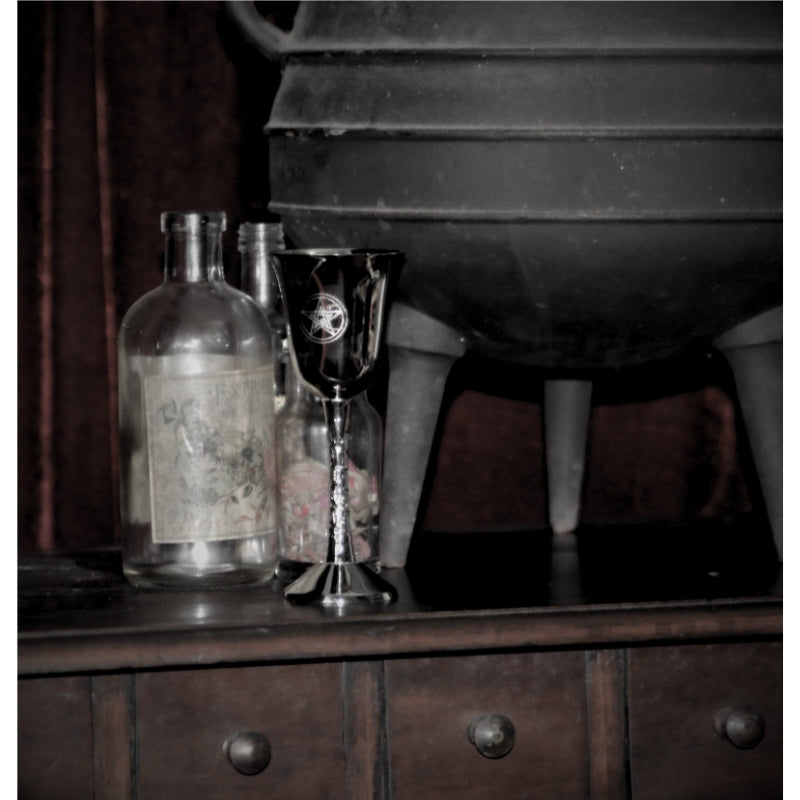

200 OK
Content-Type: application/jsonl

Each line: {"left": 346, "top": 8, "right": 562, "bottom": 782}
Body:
{"left": 544, "top": 379, "right": 593, "bottom": 535}
{"left": 378, "top": 303, "right": 468, "bottom": 568}
{"left": 715, "top": 307, "right": 783, "bottom": 561}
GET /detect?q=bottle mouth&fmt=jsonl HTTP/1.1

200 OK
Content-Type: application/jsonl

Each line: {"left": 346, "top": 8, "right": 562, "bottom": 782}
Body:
{"left": 161, "top": 211, "right": 226, "bottom": 234}
{"left": 237, "top": 221, "right": 285, "bottom": 252}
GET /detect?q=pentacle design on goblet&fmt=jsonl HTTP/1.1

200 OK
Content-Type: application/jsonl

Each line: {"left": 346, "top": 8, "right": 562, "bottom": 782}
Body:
{"left": 300, "top": 293, "right": 349, "bottom": 344}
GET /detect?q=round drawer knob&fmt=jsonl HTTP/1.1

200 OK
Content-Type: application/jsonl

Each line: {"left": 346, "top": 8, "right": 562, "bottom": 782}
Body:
{"left": 714, "top": 707, "right": 765, "bottom": 750}
{"left": 225, "top": 731, "right": 272, "bottom": 775}
{"left": 468, "top": 714, "right": 516, "bottom": 759}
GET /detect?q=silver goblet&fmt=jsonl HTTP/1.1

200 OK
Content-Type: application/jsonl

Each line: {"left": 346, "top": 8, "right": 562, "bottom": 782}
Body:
{"left": 270, "top": 248, "right": 401, "bottom": 605}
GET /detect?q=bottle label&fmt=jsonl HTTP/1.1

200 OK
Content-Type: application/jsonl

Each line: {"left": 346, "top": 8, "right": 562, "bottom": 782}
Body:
{"left": 144, "top": 367, "right": 276, "bottom": 544}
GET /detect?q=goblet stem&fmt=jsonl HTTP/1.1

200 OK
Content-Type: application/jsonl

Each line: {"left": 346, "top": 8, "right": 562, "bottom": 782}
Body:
{"left": 324, "top": 396, "right": 356, "bottom": 565}
{"left": 283, "top": 391, "right": 397, "bottom": 606}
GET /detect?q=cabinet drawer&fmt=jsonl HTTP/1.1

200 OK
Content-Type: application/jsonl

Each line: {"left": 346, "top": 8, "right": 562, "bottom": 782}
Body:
{"left": 18, "top": 676, "right": 94, "bottom": 800}
{"left": 629, "top": 641, "right": 782, "bottom": 800}
{"left": 136, "top": 662, "right": 345, "bottom": 799}
{"left": 386, "top": 651, "right": 588, "bottom": 799}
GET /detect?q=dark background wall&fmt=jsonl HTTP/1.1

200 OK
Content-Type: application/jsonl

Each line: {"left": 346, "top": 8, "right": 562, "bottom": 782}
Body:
{"left": 18, "top": 0, "right": 759, "bottom": 554}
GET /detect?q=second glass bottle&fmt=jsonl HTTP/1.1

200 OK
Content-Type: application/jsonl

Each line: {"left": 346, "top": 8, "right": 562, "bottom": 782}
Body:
{"left": 237, "top": 222, "right": 383, "bottom": 579}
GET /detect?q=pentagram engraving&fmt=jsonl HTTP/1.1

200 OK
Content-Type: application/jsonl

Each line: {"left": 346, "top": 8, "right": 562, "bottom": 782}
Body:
{"left": 300, "top": 293, "right": 349, "bottom": 344}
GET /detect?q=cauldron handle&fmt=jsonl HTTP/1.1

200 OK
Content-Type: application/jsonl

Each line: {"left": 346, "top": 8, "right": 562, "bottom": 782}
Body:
{"left": 224, "top": 1, "right": 286, "bottom": 62}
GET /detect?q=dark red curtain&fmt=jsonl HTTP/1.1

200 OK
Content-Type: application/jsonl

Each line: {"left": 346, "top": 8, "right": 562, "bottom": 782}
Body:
{"left": 18, "top": 0, "right": 277, "bottom": 551}
{"left": 18, "top": 0, "right": 755, "bottom": 554}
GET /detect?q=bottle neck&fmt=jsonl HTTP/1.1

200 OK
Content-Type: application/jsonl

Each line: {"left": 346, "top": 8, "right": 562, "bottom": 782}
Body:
{"left": 162, "top": 211, "right": 226, "bottom": 284}
{"left": 285, "top": 359, "right": 313, "bottom": 404}
{"left": 238, "top": 222, "right": 285, "bottom": 316}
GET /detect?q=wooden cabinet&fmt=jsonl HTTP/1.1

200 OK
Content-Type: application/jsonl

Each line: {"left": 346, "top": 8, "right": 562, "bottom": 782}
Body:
{"left": 628, "top": 642, "right": 782, "bottom": 800}
{"left": 386, "top": 652, "right": 589, "bottom": 799}
{"left": 18, "top": 676, "right": 94, "bottom": 800}
{"left": 18, "top": 549, "right": 781, "bottom": 799}
{"left": 136, "top": 663, "right": 346, "bottom": 799}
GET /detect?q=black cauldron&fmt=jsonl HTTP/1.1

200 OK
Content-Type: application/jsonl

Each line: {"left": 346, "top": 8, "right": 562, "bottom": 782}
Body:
{"left": 227, "top": 1, "right": 782, "bottom": 565}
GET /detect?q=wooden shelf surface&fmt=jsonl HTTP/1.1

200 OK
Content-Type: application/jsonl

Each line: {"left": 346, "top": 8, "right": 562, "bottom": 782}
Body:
{"left": 19, "top": 523, "right": 782, "bottom": 676}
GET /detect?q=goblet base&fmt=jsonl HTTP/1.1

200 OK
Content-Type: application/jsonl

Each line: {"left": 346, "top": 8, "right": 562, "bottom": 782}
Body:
{"left": 283, "top": 561, "right": 398, "bottom": 606}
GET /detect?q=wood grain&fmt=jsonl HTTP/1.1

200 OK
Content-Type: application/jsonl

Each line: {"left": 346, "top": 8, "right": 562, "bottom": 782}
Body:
{"left": 18, "top": 675, "right": 94, "bottom": 799}
{"left": 586, "top": 649, "right": 629, "bottom": 800}
{"left": 628, "top": 641, "right": 782, "bottom": 800}
{"left": 343, "top": 659, "right": 390, "bottom": 800}
{"left": 386, "top": 651, "right": 588, "bottom": 799}
{"left": 135, "top": 662, "right": 346, "bottom": 800}
{"left": 91, "top": 674, "right": 134, "bottom": 800}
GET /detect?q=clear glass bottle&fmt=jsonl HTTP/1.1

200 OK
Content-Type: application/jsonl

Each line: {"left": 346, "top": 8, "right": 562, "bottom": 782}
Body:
{"left": 275, "top": 369, "right": 383, "bottom": 579}
{"left": 238, "top": 221, "right": 288, "bottom": 411}
{"left": 117, "top": 211, "right": 278, "bottom": 587}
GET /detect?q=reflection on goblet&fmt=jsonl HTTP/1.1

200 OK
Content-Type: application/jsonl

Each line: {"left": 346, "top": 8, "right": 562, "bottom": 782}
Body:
{"left": 270, "top": 248, "right": 402, "bottom": 605}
